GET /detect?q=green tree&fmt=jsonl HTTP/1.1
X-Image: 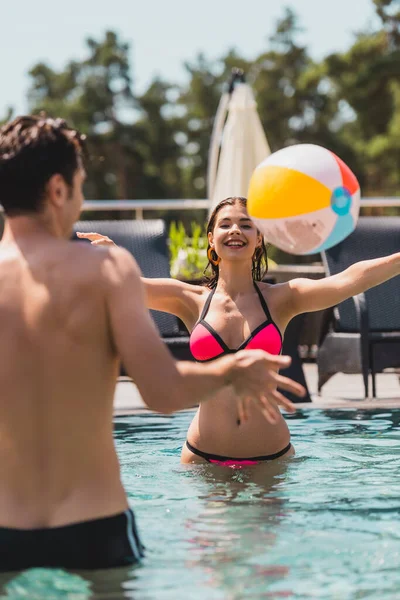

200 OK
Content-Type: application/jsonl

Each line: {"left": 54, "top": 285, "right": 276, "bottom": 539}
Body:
{"left": 176, "top": 8, "right": 348, "bottom": 197}
{"left": 27, "top": 31, "right": 143, "bottom": 200}
{"left": 374, "top": 0, "right": 400, "bottom": 46}
{"left": 324, "top": 9, "right": 400, "bottom": 196}
{"left": 176, "top": 53, "right": 226, "bottom": 199}
{"left": 27, "top": 31, "right": 189, "bottom": 204}
{"left": 134, "top": 79, "right": 183, "bottom": 199}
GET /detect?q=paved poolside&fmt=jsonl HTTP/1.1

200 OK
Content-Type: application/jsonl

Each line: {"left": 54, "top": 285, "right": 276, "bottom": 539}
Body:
{"left": 113, "top": 363, "right": 400, "bottom": 415}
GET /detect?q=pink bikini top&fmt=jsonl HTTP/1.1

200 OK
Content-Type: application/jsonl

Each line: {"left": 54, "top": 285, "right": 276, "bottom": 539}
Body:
{"left": 190, "top": 283, "right": 282, "bottom": 362}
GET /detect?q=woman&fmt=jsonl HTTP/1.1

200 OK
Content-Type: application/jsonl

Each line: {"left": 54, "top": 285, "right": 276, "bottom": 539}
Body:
{"left": 78, "top": 196, "right": 400, "bottom": 466}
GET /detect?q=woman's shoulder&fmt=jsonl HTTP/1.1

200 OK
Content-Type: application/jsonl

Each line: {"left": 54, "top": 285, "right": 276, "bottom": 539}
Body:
{"left": 177, "top": 279, "right": 211, "bottom": 300}
{"left": 144, "top": 276, "right": 208, "bottom": 295}
{"left": 257, "top": 280, "right": 291, "bottom": 299}
{"left": 256, "top": 280, "right": 294, "bottom": 324}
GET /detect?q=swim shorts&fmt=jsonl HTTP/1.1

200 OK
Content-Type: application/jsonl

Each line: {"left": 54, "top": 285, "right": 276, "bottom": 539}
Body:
{"left": 0, "top": 509, "right": 144, "bottom": 571}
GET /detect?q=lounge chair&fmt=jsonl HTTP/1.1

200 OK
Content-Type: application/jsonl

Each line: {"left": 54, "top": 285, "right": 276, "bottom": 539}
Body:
{"left": 73, "top": 219, "right": 192, "bottom": 360}
{"left": 317, "top": 216, "right": 400, "bottom": 398}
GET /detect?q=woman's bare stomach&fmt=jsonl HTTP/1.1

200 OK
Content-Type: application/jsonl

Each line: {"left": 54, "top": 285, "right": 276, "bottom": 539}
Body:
{"left": 181, "top": 388, "right": 292, "bottom": 464}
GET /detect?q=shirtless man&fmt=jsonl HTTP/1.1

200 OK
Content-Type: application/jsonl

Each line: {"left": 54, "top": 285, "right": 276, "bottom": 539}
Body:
{"left": 0, "top": 115, "right": 305, "bottom": 572}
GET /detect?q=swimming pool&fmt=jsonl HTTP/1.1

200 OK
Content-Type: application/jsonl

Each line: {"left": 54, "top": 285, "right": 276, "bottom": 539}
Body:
{"left": 2, "top": 408, "right": 400, "bottom": 599}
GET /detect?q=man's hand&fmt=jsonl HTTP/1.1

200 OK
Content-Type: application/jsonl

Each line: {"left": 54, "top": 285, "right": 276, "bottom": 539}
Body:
{"left": 76, "top": 232, "right": 116, "bottom": 247}
{"left": 228, "top": 350, "right": 305, "bottom": 425}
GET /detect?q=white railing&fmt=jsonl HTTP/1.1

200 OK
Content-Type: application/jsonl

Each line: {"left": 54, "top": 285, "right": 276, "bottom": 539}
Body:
{"left": 81, "top": 199, "right": 209, "bottom": 219}
{"left": 0, "top": 198, "right": 398, "bottom": 220}
{"left": 79, "top": 197, "right": 400, "bottom": 220}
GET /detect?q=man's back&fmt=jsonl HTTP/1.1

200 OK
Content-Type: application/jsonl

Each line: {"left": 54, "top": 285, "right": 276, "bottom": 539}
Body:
{"left": 0, "top": 235, "right": 126, "bottom": 528}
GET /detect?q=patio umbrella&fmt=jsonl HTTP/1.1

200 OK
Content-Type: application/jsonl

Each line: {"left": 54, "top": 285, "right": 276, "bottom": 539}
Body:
{"left": 207, "top": 69, "right": 271, "bottom": 214}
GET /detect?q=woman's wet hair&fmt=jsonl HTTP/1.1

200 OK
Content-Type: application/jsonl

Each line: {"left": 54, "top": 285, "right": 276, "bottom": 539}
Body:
{"left": 204, "top": 196, "right": 268, "bottom": 289}
{"left": 0, "top": 115, "right": 86, "bottom": 216}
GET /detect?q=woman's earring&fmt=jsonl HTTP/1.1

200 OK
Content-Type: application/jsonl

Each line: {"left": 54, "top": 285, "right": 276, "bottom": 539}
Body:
{"left": 207, "top": 247, "right": 221, "bottom": 266}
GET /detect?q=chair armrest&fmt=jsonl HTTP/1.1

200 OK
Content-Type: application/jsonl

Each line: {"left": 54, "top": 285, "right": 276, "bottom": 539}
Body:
{"left": 319, "top": 293, "right": 369, "bottom": 345}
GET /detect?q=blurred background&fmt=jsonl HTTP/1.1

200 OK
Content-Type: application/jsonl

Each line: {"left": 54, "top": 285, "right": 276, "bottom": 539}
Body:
{"left": 1, "top": 0, "right": 399, "bottom": 269}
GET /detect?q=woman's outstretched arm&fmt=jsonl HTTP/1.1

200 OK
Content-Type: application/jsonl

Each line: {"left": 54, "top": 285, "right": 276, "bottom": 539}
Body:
{"left": 286, "top": 252, "right": 400, "bottom": 318}
{"left": 76, "top": 231, "right": 204, "bottom": 327}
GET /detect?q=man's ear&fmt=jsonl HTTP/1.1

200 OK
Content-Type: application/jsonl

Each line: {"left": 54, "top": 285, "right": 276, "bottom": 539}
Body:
{"left": 46, "top": 174, "right": 68, "bottom": 208}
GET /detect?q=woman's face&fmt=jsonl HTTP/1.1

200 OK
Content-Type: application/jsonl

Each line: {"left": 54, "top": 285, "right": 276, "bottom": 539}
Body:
{"left": 209, "top": 202, "right": 261, "bottom": 263}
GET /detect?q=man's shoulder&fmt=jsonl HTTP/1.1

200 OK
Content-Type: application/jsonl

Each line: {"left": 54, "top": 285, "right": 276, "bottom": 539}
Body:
{"left": 65, "top": 241, "right": 140, "bottom": 286}
{"left": 67, "top": 239, "right": 134, "bottom": 264}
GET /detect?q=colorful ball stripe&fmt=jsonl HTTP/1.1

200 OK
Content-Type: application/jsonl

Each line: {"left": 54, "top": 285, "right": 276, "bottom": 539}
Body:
{"left": 247, "top": 144, "right": 360, "bottom": 255}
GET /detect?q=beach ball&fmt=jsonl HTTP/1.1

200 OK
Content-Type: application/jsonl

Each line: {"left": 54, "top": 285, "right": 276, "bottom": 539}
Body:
{"left": 247, "top": 144, "right": 360, "bottom": 255}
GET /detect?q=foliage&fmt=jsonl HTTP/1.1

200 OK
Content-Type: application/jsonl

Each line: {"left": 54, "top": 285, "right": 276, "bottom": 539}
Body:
{"left": 169, "top": 221, "right": 208, "bottom": 280}
{"left": 374, "top": 0, "right": 400, "bottom": 47}
{"left": 168, "top": 221, "right": 187, "bottom": 267}
{"left": 323, "top": 2, "right": 400, "bottom": 198}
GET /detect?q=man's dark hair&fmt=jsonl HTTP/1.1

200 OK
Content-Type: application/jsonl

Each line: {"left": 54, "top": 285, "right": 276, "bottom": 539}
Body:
{"left": 0, "top": 115, "right": 86, "bottom": 216}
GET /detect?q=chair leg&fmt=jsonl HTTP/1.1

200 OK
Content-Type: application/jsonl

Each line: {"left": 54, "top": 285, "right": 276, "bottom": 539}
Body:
{"left": 370, "top": 346, "right": 377, "bottom": 398}
{"left": 362, "top": 365, "right": 369, "bottom": 398}
{"left": 280, "top": 353, "right": 311, "bottom": 403}
{"left": 317, "top": 372, "right": 335, "bottom": 394}
{"left": 360, "top": 334, "right": 370, "bottom": 399}
{"left": 371, "top": 373, "right": 377, "bottom": 398}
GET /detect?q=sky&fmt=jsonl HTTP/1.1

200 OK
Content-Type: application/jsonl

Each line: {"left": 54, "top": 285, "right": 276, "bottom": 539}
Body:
{"left": 1, "top": 0, "right": 379, "bottom": 117}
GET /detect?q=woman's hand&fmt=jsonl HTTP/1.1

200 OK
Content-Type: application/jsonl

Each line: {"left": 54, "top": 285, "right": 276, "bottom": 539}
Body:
{"left": 227, "top": 350, "right": 305, "bottom": 425}
{"left": 76, "top": 232, "right": 116, "bottom": 247}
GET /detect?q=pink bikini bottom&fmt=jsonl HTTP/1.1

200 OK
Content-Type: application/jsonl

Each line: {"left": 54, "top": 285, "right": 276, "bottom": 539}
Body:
{"left": 185, "top": 440, "right": 292, "bottom": 469}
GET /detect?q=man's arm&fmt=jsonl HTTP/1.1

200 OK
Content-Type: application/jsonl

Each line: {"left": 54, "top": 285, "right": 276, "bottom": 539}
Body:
{"left": 103, "top": 247, "right": 305, "bottom": 420}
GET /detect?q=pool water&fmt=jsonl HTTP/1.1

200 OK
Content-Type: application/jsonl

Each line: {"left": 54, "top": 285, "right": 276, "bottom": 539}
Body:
{"left": 2, "top": 408, "right": 400, "bottom": 599}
